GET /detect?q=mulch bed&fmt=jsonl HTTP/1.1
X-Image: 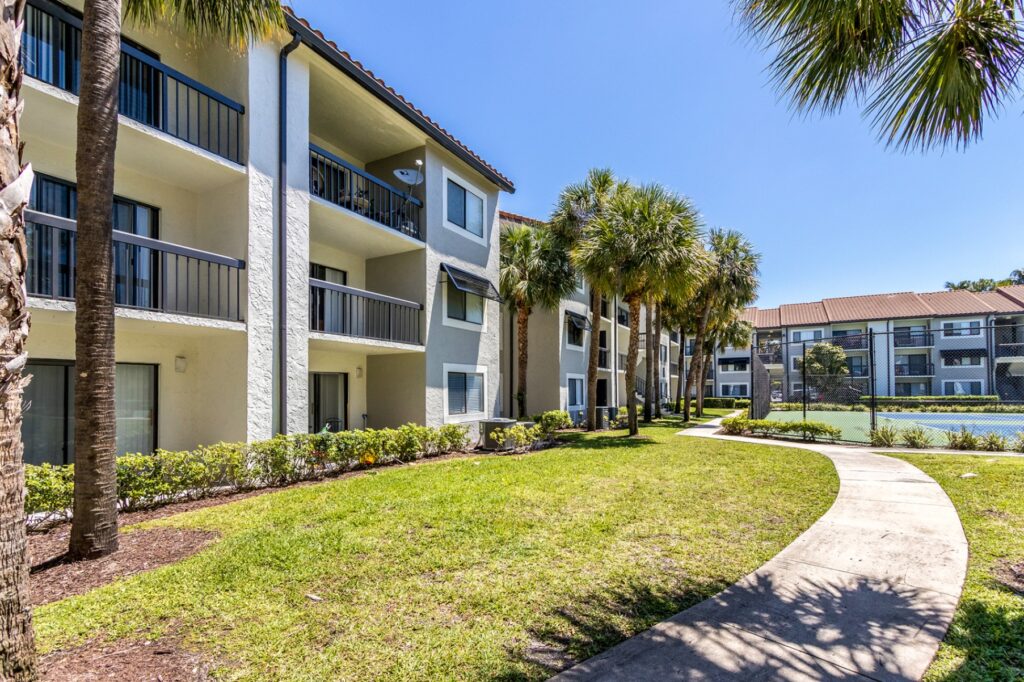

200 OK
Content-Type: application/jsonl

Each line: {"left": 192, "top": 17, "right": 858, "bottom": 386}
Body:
{"left": 994, "top": 559, "right": 1024, "bottom": 595}
{"left": 40, "top": 636, "right": 210, "bottom": 682}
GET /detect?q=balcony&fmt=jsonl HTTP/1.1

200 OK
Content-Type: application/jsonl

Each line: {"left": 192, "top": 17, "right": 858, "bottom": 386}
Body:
{"left": 310, "top": 145, "right": 422, "bottom": 241}
{"left": 309, "top": 279, "right": 421, "bottom": 345}
{"left": 895, "top": 363, "right": 935, "bottom": 377}
{"left": 894, "top": 331, "right": 934, "bottom": 348}
{"left": 833, "top": 334, "right": 869, "bottom": 351}
{"left": 598, "top": 349, "right": 610, "bottom": 369}
{"left": 757, "top": 347, "right": 783, "bottom": 364}
{"left": 670, "top": 362, "right": 679, "bottom": 375}
{"left": 22, "top": 0, "right": 245, "bottom": 164}
{"left": 846, "top": 364, "right": 871, "bottom": 378}
{"left": 27, "top": 210, "right": 245, "bottom": 321}
{"left": 996, "top": 342, "right": 1024, "bottom": 359}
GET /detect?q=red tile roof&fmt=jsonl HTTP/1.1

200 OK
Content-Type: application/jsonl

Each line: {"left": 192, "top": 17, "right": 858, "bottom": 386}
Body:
{"left": 284, "top": 8, "right": 514, "bottom": 192}
{"left": 746, "top": 287, "right": 1024, "bottom": 329}
{"left": 499, "top": 210, "right": 544, "bottom": 226}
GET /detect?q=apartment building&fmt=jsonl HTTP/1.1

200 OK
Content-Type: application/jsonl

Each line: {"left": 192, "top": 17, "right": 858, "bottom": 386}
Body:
{"left": 21, "top": 1, "right": 513, "bottom": 465}
{"left": 498, "top": 212, "right": 695, "bottom": 421}
{"left": 733, "top": 287, "right": 1024, "bottom": 401}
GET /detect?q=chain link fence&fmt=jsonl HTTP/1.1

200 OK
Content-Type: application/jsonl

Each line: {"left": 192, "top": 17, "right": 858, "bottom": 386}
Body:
{"left": 750, "top": 324, "right": 1024, "bottom": 446}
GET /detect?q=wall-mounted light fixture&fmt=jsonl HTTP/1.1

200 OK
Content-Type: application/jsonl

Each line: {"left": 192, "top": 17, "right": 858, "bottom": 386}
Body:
{"left": 174, "top": 356, "right": 188, "bottom": 373}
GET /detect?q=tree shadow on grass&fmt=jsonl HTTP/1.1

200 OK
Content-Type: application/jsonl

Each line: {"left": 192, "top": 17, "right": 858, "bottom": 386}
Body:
{"left": 498, "top": 568, "right": 958, "bottom": 681}
{"left": 554, "top": 432, "right": 652, "bottom": 451}
{"left": 934, "top": 595, "right": 1024, "bottom": 680}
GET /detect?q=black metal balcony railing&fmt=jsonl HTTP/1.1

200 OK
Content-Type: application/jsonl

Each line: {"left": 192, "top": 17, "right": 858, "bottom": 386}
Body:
{"left": 598, "top": 349, "right": 609, "bottom": 369}
{"left": 847, "top": 365, "right": 870, "bottom": 377}
{"left": 894, "top": 331, "right": 934, "bottom": 348}
{"left": 757, "top": 346, "right": 783, "bottom": 364}
{"left": 895, "top": 363, "right": 935, "bottom": 377}
{"left": 22, "top": 0, "right": 245, "bottom": 163}
{"left": 833, "top": 334, "right": 869, "bottom": 350}
{"left": 309, "top": 279, "right": 422, "bottom": 345}
{"left": 26, "top": 210, "right": 246, "bottom": 321}
{"left": 996, "top": 342, "right": 1024, "bottom": 358}
{"left": 309, "top": 145, "right": 423, "bottom": 240}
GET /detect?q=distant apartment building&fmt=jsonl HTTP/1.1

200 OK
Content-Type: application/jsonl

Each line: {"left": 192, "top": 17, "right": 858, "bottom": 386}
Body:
{"left": 21, "top": 1, "right": 513, "bottom": 465}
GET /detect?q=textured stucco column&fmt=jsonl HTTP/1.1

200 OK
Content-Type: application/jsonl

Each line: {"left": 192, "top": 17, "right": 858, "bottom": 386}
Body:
{"left": 283, "top": 54, "right": 311, "bottom": 434}
{"left": 244, "top": 43, "right": 279, "bottom": 439}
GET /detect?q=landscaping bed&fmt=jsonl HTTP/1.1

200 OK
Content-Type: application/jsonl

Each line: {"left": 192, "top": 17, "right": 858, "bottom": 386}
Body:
{"left": 893, "top": 454, "right": 1024, "bottom": 680}
{"left": 33, "top": 417, "right": 837, "bottom": 681}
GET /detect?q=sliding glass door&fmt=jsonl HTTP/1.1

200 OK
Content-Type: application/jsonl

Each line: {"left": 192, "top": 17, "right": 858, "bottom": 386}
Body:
{"left": 23, "top": 360, "right": 157, "bottom": 465}
{"left": 309, "top": 372, "right": 348, "bottom": 433}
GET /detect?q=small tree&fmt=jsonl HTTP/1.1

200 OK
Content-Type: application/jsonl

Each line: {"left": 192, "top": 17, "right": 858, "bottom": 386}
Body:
{"left": 798, "top": 343, "right": 850, "bottom": 397}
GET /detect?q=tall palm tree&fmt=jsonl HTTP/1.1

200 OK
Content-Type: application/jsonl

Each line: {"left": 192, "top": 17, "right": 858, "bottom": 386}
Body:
{"left": 577, "top": 184, "right": 705, "bottom": 436}
{"left": 499, "top": 220, "right": 574, "bottom": 418}
{"left": 683, "top": 229, "right": 759, "bottom": 421}
{"left": 697, "top": 316, "right": 752, "bottom": 416}
{"left": 0, "top": 2, "right": 36, "bottom": 676}
{"left": 69, "top": 0, "right": 285, "bottom": 560}
{"left": 738, "top": 0, "right": 1024, "bottom": 150}
{"left": 549, "top": 168, "right": 617, "bottom": 430}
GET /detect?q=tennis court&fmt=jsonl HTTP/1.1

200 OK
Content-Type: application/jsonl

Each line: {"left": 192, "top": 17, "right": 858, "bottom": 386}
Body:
{"left": 766, "top": 410, "right": 1024, "bottom": 445}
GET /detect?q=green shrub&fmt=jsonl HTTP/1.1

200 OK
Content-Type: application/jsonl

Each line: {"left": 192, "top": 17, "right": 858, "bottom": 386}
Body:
{"left": 778, "top": 421, "right": 842, "bottom": 443}
{"left": 720, "top": 417, "right": 748, "bottom": 435}
{"left": 870, "top": 426, "right": 900, "bottom": 448}
{"left": 946, "top": 427, "right": 980, "bottom": 451}
{"left": 489, "top": 424, "right": 542, "bottom": 453}
{"left": 749, "top": 419, "right": 780, "bottom": 437}
{"left": 900, "top": 426, "right": 932, "bottom": 449}
{"left": 979, "top": 432, "right": 1009, "bottom": 452}
{"left": 703, "top": 398, "right": 736, "bottom": 409}
{"left": 25, "top": 463, "right": 74, "bottom": 523}
{"left": 536, "top": 410, "right": 572, "bottom": 437}
{"left": 734, "top": 399, "right": 751, "bottom": 409}
{"left": 1013, "top": 433, "right": 1024, "bottom": 453}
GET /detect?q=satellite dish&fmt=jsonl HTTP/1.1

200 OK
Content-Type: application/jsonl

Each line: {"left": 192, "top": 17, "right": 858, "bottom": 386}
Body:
{"left": 393, "top": 168, "right": 423, "bottom": 186}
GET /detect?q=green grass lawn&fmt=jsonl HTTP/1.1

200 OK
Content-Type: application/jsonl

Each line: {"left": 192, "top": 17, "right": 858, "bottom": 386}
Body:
{"left": 37, "top": 416, "right": 837, "bottom": 681}
{"left": 894, "top": 454, "right": 1024, "bottom": 681}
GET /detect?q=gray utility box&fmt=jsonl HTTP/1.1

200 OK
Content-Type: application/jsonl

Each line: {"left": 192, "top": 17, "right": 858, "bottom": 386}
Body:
{"left": 480, "top": 418, "right": 517, "bottom": 450}
{"left": 595, "top": 406, "right": 617, "bottom": 429}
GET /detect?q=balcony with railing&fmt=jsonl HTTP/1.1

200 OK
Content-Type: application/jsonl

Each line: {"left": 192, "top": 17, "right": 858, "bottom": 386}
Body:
{"left": 27, "top": 210, "right": 246, "bottom": 321}
{"left": 309, "top": 279, "right": 422, "bottom": 346}
{"left": 757, "top": 346, "right": 783, "bottom": 364}
{"left": 894, "top": 331, "right": 934, "bottom": 348}
{"left": 846, "top": 364, "right": 871, "bottom": 378}
{"left": 895, "top": 363, "right": 935, "bottom": 377}
{"left": 670, "top": 362, "right": 679, "bottom": 375}
{"left": 833, "top": 334, "right": 869, "bottom": 351}
{"left": 309, "top": 145, "right": 423, "bottom": 242}
{"left": 996, "top": 342, "right": 1024, "bottom": 359}
{"left": 22, "top": 0, "right": 245, "bottom": 164}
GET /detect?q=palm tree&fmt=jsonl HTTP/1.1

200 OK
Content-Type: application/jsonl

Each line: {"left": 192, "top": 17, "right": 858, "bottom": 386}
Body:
{"left": 0, "top": 2, "right": 37, "bottom": 676}
{"left": 549, "top": 168, "right": 617, "bottom": 431}
{"left": 698, "top": 316, "right": 752, "bottom": 416}
{"left": 683, "top": 230, "right": 759, "bottom": 421}
{"left": 499, "top": 220, "right": 574, "bottom": 418}
{"left": 1012, "top": 269, "right": 1024, "bottom": 285}
{"left": 69, "top": 0, "right": 285, "bottom": 560}
{"left": 738, "top": 1, "right": 1024, "bottom": 150}
{"left": 577, "top": 184, "right": 705, "bottom": 436}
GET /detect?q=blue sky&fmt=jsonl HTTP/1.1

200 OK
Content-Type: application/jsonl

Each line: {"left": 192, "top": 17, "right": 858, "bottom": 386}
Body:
{"left": 289, "top": 0, "right": 1024, "bottom": 308}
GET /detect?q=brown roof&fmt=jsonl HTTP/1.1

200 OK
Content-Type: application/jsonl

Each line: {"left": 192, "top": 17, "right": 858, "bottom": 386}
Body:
{"left": 779, "top": 301, "right": 829, "bottom": 326}
{"left": 499, "top": 210, "right": 544, "bottom": 226}
{"left": 284, "top": 9, "right": 514, "bottom": 193}
{"left": 747, "top": 286, "right": 1024, "bottom": 329}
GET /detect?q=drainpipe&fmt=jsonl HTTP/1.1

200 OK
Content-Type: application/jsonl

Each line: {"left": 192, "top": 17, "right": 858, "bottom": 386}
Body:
{"left": 278, "top": 32, "right": 301, "bottom": 434}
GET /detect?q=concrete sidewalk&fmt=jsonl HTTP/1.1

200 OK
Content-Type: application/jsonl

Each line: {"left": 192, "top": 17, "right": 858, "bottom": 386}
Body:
{"left": 550, "top": 420, "right": 968, "bottom": 681}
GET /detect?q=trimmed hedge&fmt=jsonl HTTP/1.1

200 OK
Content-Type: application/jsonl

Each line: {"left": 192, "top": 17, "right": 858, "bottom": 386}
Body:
{"left": 25, "top": 423, "right": 472, "bottom": 527}
{"left": 720, "top": 417, "right": 841, "bottom": 443}
{"left": 776, "top": 401, "right": 1024, "bottom": 414}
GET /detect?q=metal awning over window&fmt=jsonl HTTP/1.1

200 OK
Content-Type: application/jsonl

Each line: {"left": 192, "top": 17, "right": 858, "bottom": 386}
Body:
{"left": 566, "top": 311, "right": 592, "bottom": 331}
{"left": 441, "top": 263, "right": 501, "bottom": 302}
{"left": 940, "top": 349, "right": 987, "bottom": 360}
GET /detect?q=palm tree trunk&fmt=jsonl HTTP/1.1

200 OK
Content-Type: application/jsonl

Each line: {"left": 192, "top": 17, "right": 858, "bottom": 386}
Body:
{"left": 674, "top": 325, "right": 685, "bottom": 413}
{"left": 69, "top": 0, "right": 122, "bottom": 560}
{"left": 682, "top": 296, "right": 713, "bottom": 422}
{"left": 642, "top": 303, "right": 654, "bottom": 423}
{"left": 0, "top": 2, "right": 37, "bottom": 676}
{"left": 624, "top": 297, "right": 642, "bottom": 436}
{"left": 585, "top": 288, "right": 600, "bottom": 430}
{"left": 654, "top": 303, "right": 663, "bottom": 419}
{"left": 515, "top": 306, "right": 529, "bottom": 419}
{"left": 698, "top": 352, "right": 712, "bottom": 416}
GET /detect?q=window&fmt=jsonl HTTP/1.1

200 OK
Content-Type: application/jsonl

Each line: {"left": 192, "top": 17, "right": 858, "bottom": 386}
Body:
{"left": 567, "top": 376, "right": 585, "bottom": 409}
{"left": 565, "top": 313, "right": 587, "bottom": 349}
{"left": 721, "top": 384, "right": 748, "bottom": 397}
{"left": 895, "top": 381, "right": 930, "bottom": 397}
{"left": 944, "top": 381, "right": 983, "bottom": 396}
{"left": 22, "top": 360, "right": 157, "bottom": 466}
{"left": 447, "top": 370, "right": 485, "bottom": 416}
{"left": 446, "top": 279, "right": 484, "bottom": 326}
{"left": 720, "top": 360, "right": 749, "bottom": 373}
{"left": 575, "top": 273, "right": 585, "bottom": 294}
{"left": 943, "top": 320, "right": 981, "bottom": 337}
{"left": 942, "top": 353, "right": 983, "bottom": 368}
{"left": 791, "top": 329, "right": 823, "bottom": 342}
{"left": 792, "top": 382, "right": 803, "bottom": 392}
{"left": 445, "top": 173, "right": 485, "bottom": 240}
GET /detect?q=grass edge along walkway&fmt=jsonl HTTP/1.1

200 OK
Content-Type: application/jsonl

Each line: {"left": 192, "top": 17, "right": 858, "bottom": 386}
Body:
{"left": 33, "top": 417, "right": 837, "bottom": 681}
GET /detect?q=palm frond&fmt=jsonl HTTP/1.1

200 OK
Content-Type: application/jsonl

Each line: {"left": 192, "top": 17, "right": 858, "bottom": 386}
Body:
{"left": 125, "top": 0, "right": 286, "bottom": 47}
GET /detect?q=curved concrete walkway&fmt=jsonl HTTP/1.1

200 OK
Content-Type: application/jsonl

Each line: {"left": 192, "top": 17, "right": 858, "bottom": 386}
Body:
{"left": 551, "top": 419, "right": 968, "bottom": 681}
